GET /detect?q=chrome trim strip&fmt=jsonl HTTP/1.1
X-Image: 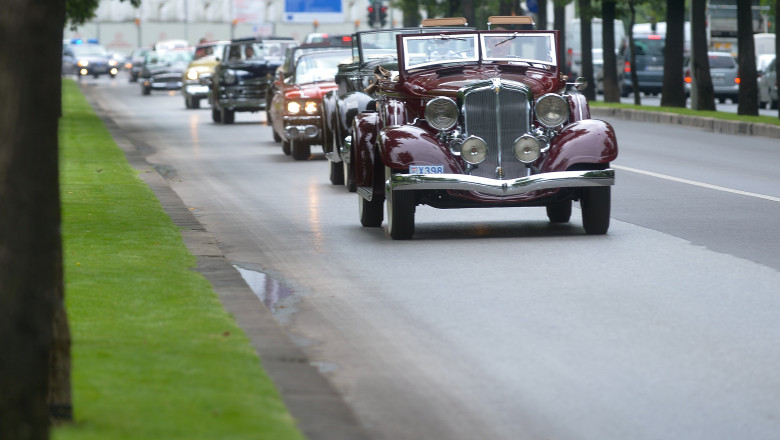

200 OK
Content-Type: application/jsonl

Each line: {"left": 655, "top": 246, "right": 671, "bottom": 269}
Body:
{"left": 387, "top": 169, "right": 615, "bottom": 196}
{"left": 325, "top": 151, "right": 342, "bottom": 162}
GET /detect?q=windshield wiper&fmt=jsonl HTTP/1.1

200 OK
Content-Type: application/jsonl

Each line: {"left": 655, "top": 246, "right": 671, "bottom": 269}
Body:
{"left": 494, "top": 33, "right": 519, "bottom": 47}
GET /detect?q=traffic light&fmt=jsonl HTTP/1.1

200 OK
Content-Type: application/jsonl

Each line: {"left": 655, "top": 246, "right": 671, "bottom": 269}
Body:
{"left": 367, "top": 3, "right": 377, "bottom": 27}
{"left": 379, "top": 5, "right": 387, "bottom": 27}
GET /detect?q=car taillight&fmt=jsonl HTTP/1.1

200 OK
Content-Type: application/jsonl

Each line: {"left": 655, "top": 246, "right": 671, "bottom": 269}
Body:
{"left": 623, "top": 61, "right": 631, "bottom": 73}
{"left": 684, "top": 69, "right": 691, "bottom": 83}
{"left": 735, "top": 77, "right": 740, "bottom": 84}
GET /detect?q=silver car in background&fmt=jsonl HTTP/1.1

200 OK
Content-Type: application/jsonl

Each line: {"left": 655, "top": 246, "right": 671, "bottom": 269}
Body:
{"left": 758, "top": 56, "right": 777, "bottom": 109}
{"left": 684, "top": 52, "right": 739, "bottom": 104}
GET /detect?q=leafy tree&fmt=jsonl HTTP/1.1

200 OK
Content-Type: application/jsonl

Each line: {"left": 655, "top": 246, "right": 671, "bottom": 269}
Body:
{"left": 553, "top": 1, "right": 570, "bottom": 76}
{"left": 660, "top": 0, "right": 685, "bottom": 107}
{"left": 690, "top": 0, "right": 716, "bottom": 110}
{"left": 736, "top": 0, "right": 759, "bottom": 115}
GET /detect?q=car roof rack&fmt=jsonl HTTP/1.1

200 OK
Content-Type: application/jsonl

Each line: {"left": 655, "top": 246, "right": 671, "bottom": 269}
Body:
{"left": 420, "top": 17, "right": 468, "bottom": 27}
{"left": 487, "top": 16, "right": 535, "bottom": 30}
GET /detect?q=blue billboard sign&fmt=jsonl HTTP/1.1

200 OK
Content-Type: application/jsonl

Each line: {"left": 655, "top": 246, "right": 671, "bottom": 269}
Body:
{"left": 285, "top": 0, "right": 344, "bottom": 23}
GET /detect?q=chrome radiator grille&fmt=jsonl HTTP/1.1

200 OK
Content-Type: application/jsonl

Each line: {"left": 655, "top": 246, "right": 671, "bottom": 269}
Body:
{"left": 462, "top": 83, "right": 531, "bottom": 179}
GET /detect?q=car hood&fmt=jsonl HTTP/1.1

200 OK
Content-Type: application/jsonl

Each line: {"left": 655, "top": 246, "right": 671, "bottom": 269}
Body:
{"left": 285, "top": 82, "right": 338, "bottom": 99}
{"left": 400, "top": 66, "right": 562, "bottom": 99}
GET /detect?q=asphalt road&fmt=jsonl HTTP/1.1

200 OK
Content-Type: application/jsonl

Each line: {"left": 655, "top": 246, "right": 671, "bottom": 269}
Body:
{"left": 81, "top": 75, "right": 780, "bottom": 440}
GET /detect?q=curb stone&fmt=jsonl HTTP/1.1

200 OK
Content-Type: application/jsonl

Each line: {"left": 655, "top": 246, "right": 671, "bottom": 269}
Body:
{"left": 591, "top": 107, "right": 780, "bottom": 139}
{"left": 83, "top": 89, "right": 372, "bottom": 440}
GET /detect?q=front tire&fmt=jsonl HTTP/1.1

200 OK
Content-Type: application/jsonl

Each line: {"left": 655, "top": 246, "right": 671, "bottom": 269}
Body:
{"left": 329, "top": 160, "right": 344, "bottom": 185}
{"left": 359, "top": 195, "right": 383, "bottom": 227}
{"left": 212, "top": 108, "right": 222, "bottom": 123}
{"left": 291, "top": 141, "right": 310, "bottom": 160}
{"left": 387, "top": 186, "right": 415, "bottom": 240}
{"left": 282, "top": 140, "right": 291, "bottom": 155}
{"left": 581, "top": 187, "right": 611, "bottom": 235}
{"left": 221, "top": 109, "right": 235, "bottom": 124}
{"left": 546, "top": 200, "right": 572, "bottom": 223}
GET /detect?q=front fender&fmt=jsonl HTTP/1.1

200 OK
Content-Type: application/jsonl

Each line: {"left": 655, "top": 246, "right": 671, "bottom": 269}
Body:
{"left": 354, "top": 112, "right": 379, "bottom": 188}
{"left": 321, "top": 91, "right": 338, "bottom": 153}
{"left": 379, "top": 126, "right": 463, "bottom": 173}
{"left": 543, "top": 119, "right": 618, "bottom": 172}
{"left": 337, "top": 91, "right": 373, "bottom": 141}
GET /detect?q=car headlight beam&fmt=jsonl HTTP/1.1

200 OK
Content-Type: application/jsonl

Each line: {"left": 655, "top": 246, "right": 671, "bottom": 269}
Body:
{"left": 304, "top": 101, "right": 318, "bottom": 114}
{"left": 535, "top": 94, "right": 569, "bottom": 127}
{"left": 287, "top": 101, "right": 301, "bottom": 114}
{"left": 186, "top": 70, "right": 199, "bottom": 80}
{"left": 460, "top": 136, "right": 488, "bottom": 164}
{"left": 425, "top": 96, "right": 459, "bottom": 131}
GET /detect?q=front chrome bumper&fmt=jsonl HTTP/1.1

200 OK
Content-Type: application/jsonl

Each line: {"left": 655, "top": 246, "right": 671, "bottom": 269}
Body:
{"left": 387, "top": 169, "right": 614, "bottom": 196}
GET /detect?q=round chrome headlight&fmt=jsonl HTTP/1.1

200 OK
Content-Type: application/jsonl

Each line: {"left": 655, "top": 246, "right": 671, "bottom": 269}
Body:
{"left": 460, "top": 136, "right": 488, "bottom": 164}
{"left": 186, "top": 69, "right": 199, "bottom": 81}
{"left": 425, "top": 97, "right": 459, "bottom": 131}
{"left": 535, "top": 94, "right": 569, "bottom": 127}
{"left": 513, "top": 135, "right": 542, "bottom": 163}
{"left": 223, "top": 70, "right": 237, "bottom": 85}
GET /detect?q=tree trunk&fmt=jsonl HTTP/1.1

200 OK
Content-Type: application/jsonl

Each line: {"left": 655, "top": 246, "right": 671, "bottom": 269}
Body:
{"left": 628, "top": 0, "right": 641, "bottom": 105}
{"left": 0, "top": 0, "right": 67, "bottom": 437}
{"left": 538, "top": 0, "right": 548, "bottom": 30}
{"left": 660, "top": 0, "right": 685, "bottom": 107}
{"left": 554, "top": 3, "right": 567, "bottom": 76}
{"left": 776, "top": 0, "right": 779, "bottom": 119}
{"left": 602, "top": 0, "right": 620, "bottom": 102}
{"left": 400, "top": 0, "right": 422, "bottom": 27}
{"left": 736, "top": 0, "right": 759, "bottom": 115}
{"left": 691, "top": 0, "right": 716, "bottom": 110}
{"left": 578, "top": 0, "right": 595, "bottom": 101}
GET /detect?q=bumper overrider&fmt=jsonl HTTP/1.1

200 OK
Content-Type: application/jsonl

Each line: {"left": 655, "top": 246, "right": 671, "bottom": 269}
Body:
{"left": 387, "top": 169, "right": 615, "bottom": 196}
{"left": 283, "top": 115, "right": 321, "bottom": 141}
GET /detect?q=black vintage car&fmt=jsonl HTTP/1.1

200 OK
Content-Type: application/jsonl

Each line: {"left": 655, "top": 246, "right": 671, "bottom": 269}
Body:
{"left": 210, "top": 37, "right": 299, "bottom": 124}
{"left": 320, "top": 18, "right": 473, "bottom": 190}
{"left": 139, "top": 49, "right": 193, "bottom": 95}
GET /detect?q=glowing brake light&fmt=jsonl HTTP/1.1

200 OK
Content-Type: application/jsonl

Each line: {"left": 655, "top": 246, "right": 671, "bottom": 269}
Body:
{"left": 623, "top": 61, "right": 631, "bottom": 73}
{"left": 648, "top": 34, "right": 662, "bottom": 40}
{"left": 735, "top": 77, "right": 740, "bottom": 84}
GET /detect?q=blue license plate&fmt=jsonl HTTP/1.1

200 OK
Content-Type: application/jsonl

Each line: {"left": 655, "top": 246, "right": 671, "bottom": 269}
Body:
{"left": 409, "top": 165, "right": 444, "bottom": 174}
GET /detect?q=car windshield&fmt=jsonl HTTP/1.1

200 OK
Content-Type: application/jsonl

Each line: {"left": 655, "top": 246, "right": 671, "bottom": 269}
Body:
{"left": 709, "top": 54, "right": 736, "bottom": 69}
{"left": 294, "top": 50, "right": 351, "bottom": 84}
{"left": 146, "top": 51, "right": 192, "bottom": 65}
{"left": 482, "top": 33, "right": 556, "bottom": 64}
{"left": 402, "top": 32, "right": 556, "bottom": 70}
{"left": 633, "top": 37, "right": 665, "bottom": 56}
{"left": 360, "top": 31, "right": 403, "bottom": 61}
{"left": 72, "top": 44, "right": 108, "bottom": 57}
{"left": 403, "top": 34, "right": 479, "bottom": 69}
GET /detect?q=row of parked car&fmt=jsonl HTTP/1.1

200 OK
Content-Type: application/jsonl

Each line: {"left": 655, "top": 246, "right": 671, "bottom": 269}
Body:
{"left": 125, "top": 19, "right": 617, "bottom": 239}
{"left": 599, "top": 32, "right": 778, "bottom": 108}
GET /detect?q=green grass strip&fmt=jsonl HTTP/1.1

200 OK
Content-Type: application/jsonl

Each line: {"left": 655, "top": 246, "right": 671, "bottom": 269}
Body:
{"left": 54, "top": 79, "right": 304, "bottom": 440}
{"left": 590, "top": 100, "right": 780, "bottom": 126}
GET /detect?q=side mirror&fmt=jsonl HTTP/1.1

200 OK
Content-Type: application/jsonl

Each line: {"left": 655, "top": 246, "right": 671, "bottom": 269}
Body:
{"left": 573, "top": 77, "right": 588, "bottom": 91}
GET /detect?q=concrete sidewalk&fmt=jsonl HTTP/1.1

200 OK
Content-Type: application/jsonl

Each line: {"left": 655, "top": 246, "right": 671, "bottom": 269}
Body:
{"left": 591, "top": 107, "right": 780, "bottom": 139}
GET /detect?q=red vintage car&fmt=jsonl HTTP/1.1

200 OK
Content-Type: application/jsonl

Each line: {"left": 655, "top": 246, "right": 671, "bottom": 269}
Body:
{"left": 268, "top": 49, "right": 352, "bottom": 160}
{"left": 352, "top": 16, "right": 618, "bottom": 239}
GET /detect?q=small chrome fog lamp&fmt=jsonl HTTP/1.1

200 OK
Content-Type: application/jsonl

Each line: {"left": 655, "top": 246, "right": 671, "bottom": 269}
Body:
{"left": 460, "top": 136, "right": 488, "bottom": 164}
{"left": 425, "top": 96, "right": 459, "bottom": 130}
{"left": 535, "top": 94, "right": 569, "bottom": 127}
{"left": 513, "top": 135, "right": 542, "bottom": 163}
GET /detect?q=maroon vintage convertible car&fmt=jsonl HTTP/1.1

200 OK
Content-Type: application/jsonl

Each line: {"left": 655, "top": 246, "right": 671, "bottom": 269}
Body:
{"left": 352, "top": 16, "right": 618, "bottom": 239}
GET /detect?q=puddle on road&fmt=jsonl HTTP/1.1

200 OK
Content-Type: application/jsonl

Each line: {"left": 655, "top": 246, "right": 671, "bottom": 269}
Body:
{"left": 233, "top": 264, "right": 295, "bottom": 313}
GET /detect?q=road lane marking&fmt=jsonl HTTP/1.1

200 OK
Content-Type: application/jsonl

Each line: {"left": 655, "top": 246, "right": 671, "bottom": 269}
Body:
{"left": 614, "top": 164, "right": 780, "bottom": 203}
